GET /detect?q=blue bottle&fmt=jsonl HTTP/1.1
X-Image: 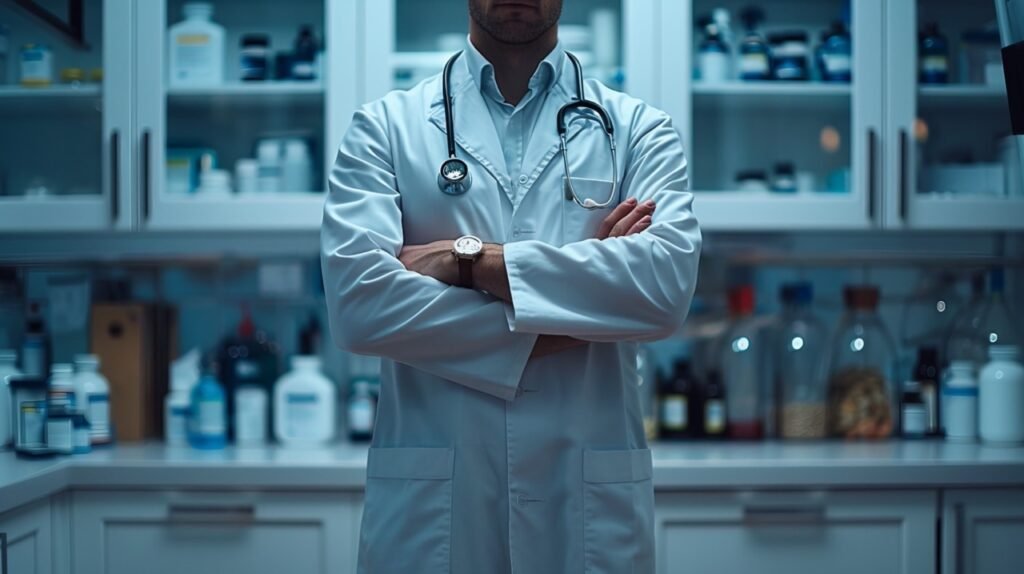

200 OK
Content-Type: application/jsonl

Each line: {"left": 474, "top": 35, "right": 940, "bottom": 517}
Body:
{"left": 919, "top": 23, "right": 949, "bottom": 84}
{"left": 738, "top": 7, "right": 770, "bottom": 81}
{"left": 188, "top": 370, "right": 227, "bottom": 450}
{"left": 817, "top": 21, "right": 852, "bottom": 83}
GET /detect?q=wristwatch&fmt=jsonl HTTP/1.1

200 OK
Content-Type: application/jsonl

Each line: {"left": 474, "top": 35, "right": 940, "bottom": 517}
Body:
{"left": 452, "top": 235, "right": 484, "bottom": 288}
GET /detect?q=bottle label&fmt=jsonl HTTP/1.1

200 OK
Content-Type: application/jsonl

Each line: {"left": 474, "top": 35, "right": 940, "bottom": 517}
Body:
{"left": 173, "top": 34, "right": 214, "bottom": 81}
{"left": 19, "top": 401, "right": 47, "bottom": 447}
{"left": 22, "top": 344, "right": 45, "bottom": 377}
{"left": 46, "top": 419, "right": 73, "bottom": 450}
{"left": 49, "top": 389, "right": 75, "bottom": 410}
{"left": 660, "top": 395, "right": 688, "bottom": 430}
{"left": 197, "top": 399, "right": 225, "bottom": 436}
{"left": 902, "top": 406, "right": 927, "bottom": 435}
{"left": 348, "top": 398, "right": 375, "bottom": 433}
{"left": 88, "top": 394, "right": 110, "bottom": 438}
{"left": 740, "top": 53, "right": 769, "bottom": 74}
{"left": 285, "top": 393, "right": 319, "bottom": 439}
{"left": 823, "top": 54, "right": 852, "bottom": 75}
{"left": 167, "top": 405, "right": 188, "bottom": 445}
{"left": 705, "top": 400, "right": 725, "bottom": 434}
{"left": 921, "top": 55, "right": 948, "bottom": 74}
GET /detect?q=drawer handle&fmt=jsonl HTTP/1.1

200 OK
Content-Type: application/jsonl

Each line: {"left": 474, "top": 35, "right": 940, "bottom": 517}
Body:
{"left": 743, "top": 505, "right": 826, "bottom": 525}
{"left": 167, "top": 504, "right": 256, "bottom": 525}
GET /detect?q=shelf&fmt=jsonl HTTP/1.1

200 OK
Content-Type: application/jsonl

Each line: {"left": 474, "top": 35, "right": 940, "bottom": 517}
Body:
{"left": 693, "top": 81, "right": 851, "bottom": 110}
{"left": 0, "top": 85, "right": 102, "bottom": 114}
{"left": 167, "top": 82, "right": 324, "bottom": 108}
{"left": 918, "top": 85, "right": 1007, "bottom": 108}
{"left": 692, "top": 190, "right": 867, "bottom": 231}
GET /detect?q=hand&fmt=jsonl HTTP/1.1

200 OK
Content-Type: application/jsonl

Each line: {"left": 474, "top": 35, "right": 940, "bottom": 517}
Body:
{"left": 595, "top": 197, "right": 656, "bottom": 240}
{"left": 398, "top": 240, "right": 459, "bottom": 285}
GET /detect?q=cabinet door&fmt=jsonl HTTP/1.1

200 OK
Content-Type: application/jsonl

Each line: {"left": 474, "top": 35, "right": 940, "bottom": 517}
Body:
{"left": 660, "top": 0, "right": 883, "bottom": 231}
{"left": 0, "top": 0, "right": 133, "bottom": 233}
{"left": 71, "top": 490, "right": 358, "bottom": 574}
{"left": 654, "top": 490, "right": 937, "bottom": 574}
{"left": 943, "top": 489, "right": 1024, "bottom": 574}
{"left": 885, "top": 0, "right": 1023, "bottom": 230}
{"left": 134, "top": 0, "right": 358, "bottom": 231}
{"left": 0, "top": 498, "right": 53, "bottom": 574}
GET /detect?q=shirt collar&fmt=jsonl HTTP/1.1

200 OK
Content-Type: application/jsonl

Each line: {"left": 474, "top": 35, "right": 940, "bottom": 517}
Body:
{"left": 463, "top": 35, "right": 565, "bottom": 106}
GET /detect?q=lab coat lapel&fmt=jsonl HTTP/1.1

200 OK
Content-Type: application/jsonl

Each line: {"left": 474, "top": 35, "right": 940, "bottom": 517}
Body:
{"left": 429, "top": 81, "right": 513, "bottom": 203}
{"left": 517, "top": 77, "right": 587, "bottom": 208}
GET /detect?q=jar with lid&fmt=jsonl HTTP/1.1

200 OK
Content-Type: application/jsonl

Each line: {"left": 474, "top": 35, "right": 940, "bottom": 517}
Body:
{"left": 943, "top": 361, "right": 978, "bottom": 442}
{"left": 775, "top": 282, "right": 827, "bottom": 439}
{"left": 769, "top": 32, "right": 809, "bottom": 81}
{"left": 735, "top": 170, "right": 769, "bottom": 192}
{"left": 825, "top": 285, "right": 897, "bottom": 440}
{"left": 771, "top": 163, "right": 797, "bottom": 193}
{"left": 240, "top": 34, "right": 270, "bottom": 82}
{"left": 720, "top": 285, "right": 764, "bottom": 439}
{"left": 979, "top": 346, "right": 1024, "bottom": 445}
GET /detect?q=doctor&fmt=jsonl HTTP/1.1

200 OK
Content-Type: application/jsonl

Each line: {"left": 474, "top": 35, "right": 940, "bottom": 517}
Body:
{"left": 321, "top": 0, "right": 701, "bottom": 572}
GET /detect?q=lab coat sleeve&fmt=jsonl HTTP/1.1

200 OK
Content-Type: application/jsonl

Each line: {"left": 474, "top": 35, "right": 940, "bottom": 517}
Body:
{"left": 320, "top": 105, "right": 539, "bottom": 402}
{"left": 503, "top": 108, "right": 702, "bottom": 342}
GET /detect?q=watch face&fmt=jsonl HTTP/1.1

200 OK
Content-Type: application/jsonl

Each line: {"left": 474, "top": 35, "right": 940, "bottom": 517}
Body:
{"left": 454, "top": 235, "right": 483, "bottom": 257}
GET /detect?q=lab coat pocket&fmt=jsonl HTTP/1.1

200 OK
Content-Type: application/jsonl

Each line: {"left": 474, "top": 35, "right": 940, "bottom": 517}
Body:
{"left": 561, "top": 177, "right": 615, "bottom": 245}
{"left": 582, "top": 448, "right": 655, "bottom": 574}
{"left": 357, "top": 447, "right": 455, "bottom": 574}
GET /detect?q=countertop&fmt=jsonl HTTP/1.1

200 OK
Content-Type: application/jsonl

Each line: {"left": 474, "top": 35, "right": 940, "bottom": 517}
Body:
{"left": 3, "top": 441, "right": 1024, "bottom": 515}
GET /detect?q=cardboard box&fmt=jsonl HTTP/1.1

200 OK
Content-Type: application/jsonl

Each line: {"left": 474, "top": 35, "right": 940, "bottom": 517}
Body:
{"left": 90, "top": 303, "right": 177, "bottom": 442}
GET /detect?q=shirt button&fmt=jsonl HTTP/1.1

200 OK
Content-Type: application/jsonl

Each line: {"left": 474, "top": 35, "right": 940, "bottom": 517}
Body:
{"left": 518, "top": 175, "right": 528, "bottom": 184}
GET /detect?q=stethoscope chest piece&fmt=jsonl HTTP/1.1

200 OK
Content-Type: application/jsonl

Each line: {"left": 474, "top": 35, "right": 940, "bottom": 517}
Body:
{"left": 438, "top": 157, "right": 472, "bottom": 195}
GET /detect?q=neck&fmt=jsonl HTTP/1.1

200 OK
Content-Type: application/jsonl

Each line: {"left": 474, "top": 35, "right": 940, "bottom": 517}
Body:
{"left": 469, "top": 24, "right": 557, "bottom": 105}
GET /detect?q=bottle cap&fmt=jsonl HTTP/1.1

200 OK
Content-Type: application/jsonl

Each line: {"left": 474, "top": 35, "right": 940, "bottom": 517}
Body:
{"left": 990, "top": 267, "right": 1005, "bottom": 294}
{"left": 989, "top": 345, "right": 1020, "bottom": 361}
{"left": 843, "top": 285, "right": 880, "bottom": 310}
{"left": 0, "top": 349, "right": 16, "bottom": 362}
{"left": 727, "top": 285, "right": 755, "bottom": 316}
{"left": 916, "top": 346, "right": 939, "bottom": 364}
{"left": 780, "top": 281, "right": 813, "bottom": 304}
{"left": 73, "top": 354, "right": 100, "bottom": 370}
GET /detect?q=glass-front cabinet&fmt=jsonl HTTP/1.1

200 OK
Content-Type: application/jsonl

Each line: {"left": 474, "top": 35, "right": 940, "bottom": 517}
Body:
{"left": 135, "top": 0, "right": 357, "bottom": 231}
{"left": 660, "top": 0, "right": 883, "bottom": 231}
{"left": 0, "top": 0, "right": 131, "bottom": 232}
{"left": 886, "top": 0, "right": 1023, "bottom": 230}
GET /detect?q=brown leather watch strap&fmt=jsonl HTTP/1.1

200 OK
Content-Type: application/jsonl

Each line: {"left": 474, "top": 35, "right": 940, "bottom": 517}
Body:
{"left": 458, "top": 257, "right": 473, "bottom": 288}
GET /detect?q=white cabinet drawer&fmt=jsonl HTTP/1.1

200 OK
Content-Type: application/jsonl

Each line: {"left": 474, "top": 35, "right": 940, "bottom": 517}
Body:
{"left": 655, "top": 490, "right": 937, "bottom": 574}
{"left": 71, "top": 490, "right": 359, "bottom": 574}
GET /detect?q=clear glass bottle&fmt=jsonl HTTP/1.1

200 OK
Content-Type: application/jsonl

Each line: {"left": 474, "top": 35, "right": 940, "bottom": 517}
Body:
{"left": 776, "top": 282, "right": 828, "bottom": 439}
{"left": 817, "top": 21, "right": 853, "bottom": 82}
{"left": 975, "top": 268, "right": 1021, "bottom": 350}
{"left": 826, "top": 285, "right": 898, "bottom": 440}
{"left": 946, "top": 273, "right": 988, "bottom": 368}
{"left": 721, "top": 285, "right": 763, "bottom": 439}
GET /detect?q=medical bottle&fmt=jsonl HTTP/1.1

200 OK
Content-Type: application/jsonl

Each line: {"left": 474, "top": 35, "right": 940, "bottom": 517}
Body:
{"left": 48, "top": 364, "right": 77, "bottom": 413}
{"left": 720, "top": 286, "right": 763, "bottom": 439}
{"left": 979, "top": 346, "right": 1024, "bottom": 445}
{"left": 943, "top": 361, "right": 978, "bottom": 442}
{"left": 776, "top": 283, "right": 827, "bottom": 440}
{"left": 912, "top": 347, "right": 941, "bottom": 436}
{"left": 701, "top": 371, "right": 727, "bottom": 439}
{"left": 20, "top": 301, "right": 50, "bottom": 377}
{"left": 73, "top": 354, "right": 111, "bottom": 445}
{"left": 168, "top": 2, "right": 225, "bottom": 87}
{"left": 919, "top": 23, "right": 949, "bottom": 85}
{"left": 292, "top": 25, "right": 318, "bottom": 81}
{"left": 816, "top": 21, "right": 853, "bottom": 83}
{"left": 900, "top": 380, "right": 927, "bottom": 438}
{"left": 0, "top": 349, "right": 22, "bottom": 447}
{"left": 234, "top": 385, "right": 268, "bottom": 446}
{"left": 274, "top": 356, "right": 336, "bottom": 447}
{"left": 188, "top": 359, "right": 227, "bottom": 450}
{"left": 698, "top": 22, "right": 731, "bottom": 84}
{"left": 658, "top": 357, "right": 699, "bottom": 439}
{"left": 738, "top": 7, "right": 770, "bottom": 81}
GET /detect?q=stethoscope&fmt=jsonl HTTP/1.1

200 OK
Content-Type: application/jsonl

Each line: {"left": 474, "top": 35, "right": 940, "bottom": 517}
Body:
{"left": 436, "top": 50, "right": 619, "bottom": 210}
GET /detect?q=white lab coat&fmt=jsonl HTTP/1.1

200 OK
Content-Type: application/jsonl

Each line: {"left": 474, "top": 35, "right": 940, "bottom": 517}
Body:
{"left": 321, "top": 51, "right": 701, "bottom": 574}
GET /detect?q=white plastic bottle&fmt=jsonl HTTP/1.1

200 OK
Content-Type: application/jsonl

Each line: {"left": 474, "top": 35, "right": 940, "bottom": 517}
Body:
{"left": 274, "top": 356, "right": 336, "bottom": 447}
{"left": 234, "top": 385, "right": 268, "bottom": 446}
{"left": 0, "top": 349, "right": 22, "bottom": 447}
{"left": 165, "top": 351, "right": 200, "bottom": 447}
{"left": 168, "top": 3, "right": 225, "bottom": 87}
{"left": 979, "top": 345, "right": 1024, "bottom": 445}
{"left": 73, "top": 354, "right": 112, "bottom": 445}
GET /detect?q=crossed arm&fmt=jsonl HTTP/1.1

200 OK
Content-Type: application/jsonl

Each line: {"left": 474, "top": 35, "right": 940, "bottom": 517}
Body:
{"left": 320, "top": 103, "right": 701, "bottom": 401}
{"left": 397, "top": 198, "right": 657, "bottom": 358}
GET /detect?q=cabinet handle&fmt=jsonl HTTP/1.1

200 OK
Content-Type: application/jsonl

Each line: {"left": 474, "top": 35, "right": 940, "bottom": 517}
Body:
{"left": 743, "top": 505, "right": 826, "bottom": 525}
{"left": 167, "top": 504, "right": 256, "bottom": 525}
{"left": 952, "top": 503, "right": 964, "bottom": 574}
{"left": 110, "top": 131, "right": 120, "bottom": 222}
{"left": 899, "top": 128, "right": 909, "bottom": 221}
{"left": 867, "top": 128, "right": 877, "bottom": 221}
{"left": 142, "top": 129, "right": 152, "bottom": 221}
{"left": 1, "top": 532, "right": 7, "bottom": 574}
